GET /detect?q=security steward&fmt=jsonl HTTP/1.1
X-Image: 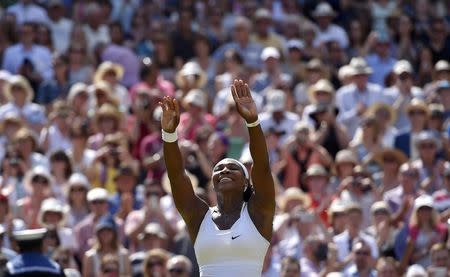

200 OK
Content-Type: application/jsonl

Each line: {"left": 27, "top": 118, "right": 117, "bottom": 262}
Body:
{"left": 5, "top": 228, "right": 65, "bottom": 276}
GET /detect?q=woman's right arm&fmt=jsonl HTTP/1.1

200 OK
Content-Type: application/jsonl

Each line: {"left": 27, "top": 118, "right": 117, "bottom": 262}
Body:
{"left": 160, "top": 97, "right": 209, "bottom": 242}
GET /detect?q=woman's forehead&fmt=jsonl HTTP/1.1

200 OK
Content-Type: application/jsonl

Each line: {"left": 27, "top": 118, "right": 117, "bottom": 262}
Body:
{"left": 215, "top": 158, "right": 241, "bottom": 168}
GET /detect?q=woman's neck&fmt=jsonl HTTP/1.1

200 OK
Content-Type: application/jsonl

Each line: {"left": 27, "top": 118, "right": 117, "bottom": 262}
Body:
{"left": 216, "top": 193, "right": 243, "bottom": 215}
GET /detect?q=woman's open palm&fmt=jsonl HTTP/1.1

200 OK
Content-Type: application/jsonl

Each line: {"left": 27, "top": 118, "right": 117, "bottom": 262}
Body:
{"left": 159, "top": 96, "right": 180, "bottom": 133}
{"left": 231, "top": 79, "right": 258, "bottom": 123}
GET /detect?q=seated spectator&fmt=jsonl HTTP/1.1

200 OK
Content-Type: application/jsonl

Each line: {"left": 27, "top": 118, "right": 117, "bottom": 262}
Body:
{"left": 401, "top": 195, "right": 447, "bottom": 269}
{"left": 38, "top": 198, "right": 77, "bottom": 253}
{"left": 16, "top": 166, "right": 54, "bottom": 229}
{"left": 365, "top": 102, "right": 398, "bottom": 148}
{"left": 365, "top": 33, "right": 397, "bottom": 87}
{"left": 428, "top": 243, "right": 450, "bottom": 274}
{"left": 344, "top": 239, "right": 377, "bottom": 277}
{"left": 279, "top": 256, "right": 300, "bottom": 277}
{"left": 65, "top": 173, "right": 90, "bottom": 228}
{"left": 7, "top": 0, "right": 49, "bottom": 25}
{"left": 0, "top": 75, "right": 47, "bottom": 133}
{"left": 67, "top": 118, "right": 95, "bottom": 174}
{"left": 376, "top": 257, "right": 399, "bottom": 277}
{"left": 166, "top": 255, "right": 192, "bottom": 277}
{"left": 175, "top": 62, "right": 208, "bottom": 100}
{"left": 349, "top": 116, "right": 383, "bottom": 163}
{"left": 312, "top": 2, "right": 349, "bottom": 49}
{"left": 83, "top": 214, "right": 131, "bottom": 277}
{"left": 372, "top": 148, "right": 408, "bottom": 194}
{"left": 141, "top": 248, "right": 170, "bottom": 277}
{"left": 300, "top": 235, "right": 335, "bottom": 276}
{"left": 67, "top": 43, "right": 94, "bottom": 84}
{"left": 36, "top": 54, "right": 71, "bottom": 105}
{"left": 67, "top": 83, "right": 90, "bottom": 120}
{"left": 40, "top": 101, "right": 73, "bottom": 155}
{"left": 88, "top": 102, "right": 124, "bottom": 151}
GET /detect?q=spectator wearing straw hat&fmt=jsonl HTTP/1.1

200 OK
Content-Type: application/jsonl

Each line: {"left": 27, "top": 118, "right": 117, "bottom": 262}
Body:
{"left": 251, "top": 9, "right": 284, "bottom": 51}
{"left": 93, "top": 61, "right": 130, "bottom": 113}
{"left": 336, "top": 57, "right": 387, "bottom": 137}
{"left": 394, "top": 99, "right": 429, "bottom": 159}
{"left": 0, "top": 75, "right": 47, "bottom": 133}
{"left": 372, "top": 148, "right": 408, "bottom": 192}
{"left": 364, "top": 102, "right": 398, "bottom": 148}
{"left": 312, "top": 2, "right": 349, "bottom": 49}
{"left": 385, "top": 60, "right": 425, "bottom": 130}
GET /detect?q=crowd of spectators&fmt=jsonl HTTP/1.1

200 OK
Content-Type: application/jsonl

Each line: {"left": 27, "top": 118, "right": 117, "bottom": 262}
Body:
{"left": 0, "top": 0, "right": 450, "bottom": 276}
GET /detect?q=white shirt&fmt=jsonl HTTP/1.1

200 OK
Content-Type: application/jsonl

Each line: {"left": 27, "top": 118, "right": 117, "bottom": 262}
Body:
{"left": 48, "top": 18, "right": 73, "bottom": 54}
{"left": 260, "top": 111, "right": 301, "bottom": 144}
{"left": 2, "top": 44, "right": 54, "bottom": 81}
{"left": 0, "top": 102, "right": 47, "bottom": 126}
{"left": 39, "top": 125, "right": 72, "bottom": 155}
{"left": 333, "top": 230, "right": 379, "bottom": 266}
{"left": 7, "top": 3, "right": 49, "bottom": 25}
{"left": 314, "top": 24, "right": 349, "bottom": 49}
{"left": 83, "top": 24, "right": 110, "bottom": 52}
{"left": 194, "top": 203, "right": 270, "bottom": 277}
{"left": 336, "top": 83, "right": 388, "bottom": 137}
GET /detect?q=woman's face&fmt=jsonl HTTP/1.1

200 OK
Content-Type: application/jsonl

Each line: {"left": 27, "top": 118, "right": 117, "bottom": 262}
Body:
{"left": 43, "top": 211, "right": 63, "bottom": 226}
{"left": 212, "top": 159, "right": 246, "bottom": 194}
{"left": 69, "top": 186, "right": 87, "bottom": 204}
{"left": 350, "top": 21, "right": 362, "bottom": 42}
{"left": 382, "top": 156, "right": 400, "bottom": 172}
{"left": 145, "top": 257, "right": 167, "bottom": 277}
{"left": 362, "top": 122, "right": 376, "bottom": 140}
{"left": 417, "top": 206, "right": 433, "bottom": 223}
{"left": 103, "top": 70, "right": 117, "bottom": 85}
{"left": 98, "top": 117, "right": 117, "bottom": 133}
{"left": 31, "top": 175, "right": 51, "bottom": 198}
{"left": 337, "top": 163, "right": 355, "bottom": 178}
{"left": 377, "top": 262, "right": 397, "bottom": 277}
{"left": 51, "top": 160, "right": 67, "bottom": 177}
{"left": 11, "top": 85, "right": 27, "bottom": 104}
{"left": 98, "top": 228, "right": 115, "bottom": 245}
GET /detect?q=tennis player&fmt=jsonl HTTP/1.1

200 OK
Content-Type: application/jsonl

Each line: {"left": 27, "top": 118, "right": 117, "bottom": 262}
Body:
{"left": 159, "top": 79, "right": 275, "bottom": 276}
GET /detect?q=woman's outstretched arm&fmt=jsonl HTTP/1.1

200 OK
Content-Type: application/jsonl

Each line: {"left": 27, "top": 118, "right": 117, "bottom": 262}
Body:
{"left": 160, "top": 97, "right": 208, "bottom": 242}
{"left": 231, "top": 80, "right": 275, "bottom": 240}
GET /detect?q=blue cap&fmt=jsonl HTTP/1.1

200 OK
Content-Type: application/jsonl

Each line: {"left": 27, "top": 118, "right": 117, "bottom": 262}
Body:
{"left": 436, "top": 80, "right": 450, "bottom": 92}
{"left": 95, "top": 214, "right": 117, "bottom": 233}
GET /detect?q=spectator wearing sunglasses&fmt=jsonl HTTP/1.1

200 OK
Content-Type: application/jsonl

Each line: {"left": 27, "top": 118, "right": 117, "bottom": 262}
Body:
{"left": 142, "top": 248, "right": 170, "bottom": 277}
{"left": 167, "top": 255, "right": 192, "bottom": 277}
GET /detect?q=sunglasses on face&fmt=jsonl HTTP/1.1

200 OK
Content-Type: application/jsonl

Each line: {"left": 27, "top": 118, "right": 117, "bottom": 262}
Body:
{"left": 408, "top": 110, "right": 425, "bottom": 116}
{"left": 169, "top": 267, "right": 186, "bottom": 274}
{"left": 419, "top": 143, "right": 436, "bottom": 149}
{"left": 383, "top": 156, "right": 397, "bottom": 163}
{"left": 71, "top": 187, "right": 86, "bottom": 193}
{"left": 90, "top": 200, "right": 107, "bottom": 205}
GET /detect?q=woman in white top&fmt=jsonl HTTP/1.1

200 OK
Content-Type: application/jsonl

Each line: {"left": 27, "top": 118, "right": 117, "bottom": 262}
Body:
{"left": 160, "top": 79, "right": 275, "bottom": 277}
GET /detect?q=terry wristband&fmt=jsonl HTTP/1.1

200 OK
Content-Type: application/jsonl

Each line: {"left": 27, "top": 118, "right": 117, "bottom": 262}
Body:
{"left": 162, "top": 129, "right": 178, "bottom": 143}
{"left": 246, "top": 118, "right": 260, "bottom": 128}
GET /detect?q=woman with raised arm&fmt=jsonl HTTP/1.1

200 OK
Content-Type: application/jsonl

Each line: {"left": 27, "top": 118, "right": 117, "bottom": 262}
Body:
{"left": 159, "top": 79, "right": 275, "bottom": 276}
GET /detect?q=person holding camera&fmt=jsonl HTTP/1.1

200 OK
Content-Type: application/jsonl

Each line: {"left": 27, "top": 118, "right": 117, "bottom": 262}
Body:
{"left": 300, "top": 235, "right": 337, "bottom": 276}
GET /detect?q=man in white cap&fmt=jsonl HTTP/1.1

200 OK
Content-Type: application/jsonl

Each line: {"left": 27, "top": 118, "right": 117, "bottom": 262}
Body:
{"left": 260, "top": 89, "right": 300, "bottom": 144}
{"left": 312, "top": 2, "right": 348, "bottom": 49}
{"left": 385, "top": 60, "right": 425, "bottom": 130}
{"left": 5, "top": 228, "right": 65, "bottom": 276}
{"left": 336, "top": 57, "right": 389, "bottom": 137}
{"left": 252, "top": 47, "right": 292, "bottom": 93}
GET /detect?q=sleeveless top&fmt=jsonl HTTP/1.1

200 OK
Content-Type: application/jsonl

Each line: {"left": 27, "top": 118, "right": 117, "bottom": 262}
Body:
{"left": 194, "top": 203, "right": 270, "bottom": 277}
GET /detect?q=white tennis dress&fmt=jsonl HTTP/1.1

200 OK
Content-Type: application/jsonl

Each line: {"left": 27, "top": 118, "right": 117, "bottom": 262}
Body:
{"left": 194, "top": 203, "right": 270, "bottom": 277}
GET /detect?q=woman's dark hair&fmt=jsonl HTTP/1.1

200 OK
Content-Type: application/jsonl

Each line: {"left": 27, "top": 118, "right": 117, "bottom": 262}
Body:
{"left": 49, "top": 150, "right": 73, "bottom": 179}
{"left": 224, "top": 49, "right": 244, "bottom": 65}
{"left": 243, "top": 183, "right": 253, "bottom": 202}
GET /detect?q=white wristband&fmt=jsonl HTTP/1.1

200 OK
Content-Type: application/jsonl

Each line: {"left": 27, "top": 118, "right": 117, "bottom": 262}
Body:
{"left": 246, "top": 118, "right": 260, "bottom": 128}
{"left": 162, "top": 129, "right": 178, "bottom": 143}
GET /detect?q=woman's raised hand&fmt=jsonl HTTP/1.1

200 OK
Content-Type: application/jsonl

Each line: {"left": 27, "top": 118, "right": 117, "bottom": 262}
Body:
{"left": 159, "top": 96, "right": 180, "bottom": 133}
{"left": 231, "top": 79, "right": 258, "bottom": 124}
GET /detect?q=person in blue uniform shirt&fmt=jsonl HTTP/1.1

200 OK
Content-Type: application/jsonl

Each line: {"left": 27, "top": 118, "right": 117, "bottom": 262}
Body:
{"left": 5, "top": 228, "right": 65, "bottom": 277}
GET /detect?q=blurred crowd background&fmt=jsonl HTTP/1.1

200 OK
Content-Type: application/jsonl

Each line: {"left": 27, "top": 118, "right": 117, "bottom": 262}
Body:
{"left": 0, "top": 0, "right": 450, "bottom": 276}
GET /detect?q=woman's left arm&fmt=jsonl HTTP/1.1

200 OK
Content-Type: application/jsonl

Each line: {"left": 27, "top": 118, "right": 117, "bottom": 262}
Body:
{"left": 231, "top": 80, "right": 275, "bottom": 239}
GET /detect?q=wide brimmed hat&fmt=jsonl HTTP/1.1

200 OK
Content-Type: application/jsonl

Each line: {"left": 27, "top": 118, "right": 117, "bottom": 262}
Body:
{"left": 308, "top": 79, "right": 335, "bottom": 103}
{"left": 183, "top": 89, "right": 208, "bottom": 109}
{"left": 5, "top": 75, "right": 34, "bottom": 103}
{"left": 38, "top": 197, "right": 68, "bottom": 227}
{"left": 365, "top": 102, "right": 397, "bottom": 126}
{"left": 278, "top": 187, "right": 311, "bottom": 211}
{"left": 373, "top": 148, "right": 408, "bottom": 166}
{"left": 67, "top": 82, "right": 89, "bottom": 103}
{"left": 393, "top": 60, "right": 413, "bottom": 75}
{"left": 312, "top": 2, "right": 336, "bottom": 17}
{"left": 414, "top": 130, "right": 441, "bottom": 150}
{"left": 338, "top": 65, "right": 356, "bottom": 81}
{"left": 435, "top": 60, "right": 450, "bottom": 72}
{"left": 175, "top": 62, "right": 207, "bottom": 88}
{"left": 94, "top": 61, "right": 124, "bottom": 84}
{"left": 370, "top": 201, "right": 390, "bottom": 214}
{"left": 0, "top": 111, "right": 23, "bottom": 133}
{"left": 349, "top": 57, "right": 372, "bottom": 75}
{"left": 95, "top": 103, "right": 122, "bottom": 122}
{"left": 138, "top": 223, "right": 168, "bottom": 240}
{"left": 413, "top": 194, "right": 434, "bottom": 210}
{"left": 406, "top": 98, "right": 429, "bottom": 115}
{"left": 303, "top": 164, "right": 328, "bottom": 181}
{"left": 23, "top": 166, "right": 54, "bottom": 194}
{"left": 335, "top": 149, "right": 358, "bottom": 166}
